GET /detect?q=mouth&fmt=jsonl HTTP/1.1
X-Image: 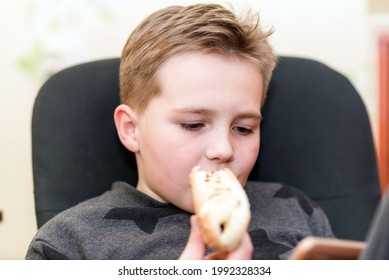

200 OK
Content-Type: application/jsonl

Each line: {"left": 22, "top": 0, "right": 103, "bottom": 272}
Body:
{"left": 194, "top": 166, "right": 244, "bottom": 186}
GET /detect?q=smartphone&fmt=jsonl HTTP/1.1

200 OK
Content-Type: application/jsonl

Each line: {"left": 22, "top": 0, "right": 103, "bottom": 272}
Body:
{"left": 289, "top": 237, "right": 365, "bottom": 260}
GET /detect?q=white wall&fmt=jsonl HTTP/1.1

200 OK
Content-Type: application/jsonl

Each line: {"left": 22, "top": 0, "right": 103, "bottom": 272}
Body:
{"left": 0, "top": 0, "right": 385, "bottom": 259}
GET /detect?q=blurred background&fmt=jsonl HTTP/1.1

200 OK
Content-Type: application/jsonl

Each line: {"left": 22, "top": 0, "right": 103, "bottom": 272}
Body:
{"left": 1, "top": 0, "right": 388, "bottom": 259}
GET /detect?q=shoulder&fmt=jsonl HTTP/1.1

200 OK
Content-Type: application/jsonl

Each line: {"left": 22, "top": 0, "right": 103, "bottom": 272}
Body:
{"left": 37, "top": 181, "right": 139, "bottom": 230}
{"left": 246, "top": 181, "right": 334, "bottom": 236}
{"left": 26, "top": 182, "right": 136, "bottom": 259}
{"left": 245, "top": 181, "right": 318, "bottom": 215}
{"left": 245, "top": 180, "right": 312, "bottom": 199}
{"left": 26, "top": 181, "right": 190, "bottom": 260}
{"left": 245, "top": 181, "right": 331, "bottom": 228}
{"left": 245, "top": 182, "right": 334, "bottom": 260}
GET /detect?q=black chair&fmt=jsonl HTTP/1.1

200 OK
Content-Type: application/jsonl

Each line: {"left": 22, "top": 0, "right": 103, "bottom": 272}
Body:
{"left": 360, "top": 191, "right": 389, "bottom": 259}
{"left": 31, "top": 57, "right": 381, "bottom": 241}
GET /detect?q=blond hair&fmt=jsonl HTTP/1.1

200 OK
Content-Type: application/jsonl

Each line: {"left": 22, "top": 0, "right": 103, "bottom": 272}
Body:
{"left": 120, "top": 4, "right": 277, "bottom": 113}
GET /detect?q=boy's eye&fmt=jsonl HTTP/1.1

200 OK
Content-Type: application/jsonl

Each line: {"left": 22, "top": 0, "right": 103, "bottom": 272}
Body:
{"left": 180, "top": 123, "right": 205, "bottom": 131}
{"left": 233, "top": 126, "right": 254, "bottom": 135}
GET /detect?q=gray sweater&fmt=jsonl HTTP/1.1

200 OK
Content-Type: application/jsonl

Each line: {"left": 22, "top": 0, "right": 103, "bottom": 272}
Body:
{"left": 26, "top": 181, "right": 334, "bottom": 260}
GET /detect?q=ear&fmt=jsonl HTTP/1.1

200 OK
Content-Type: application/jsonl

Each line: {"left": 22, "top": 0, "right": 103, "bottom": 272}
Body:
{"left": 114, "top": 104, "right": 140, "bottom": 153}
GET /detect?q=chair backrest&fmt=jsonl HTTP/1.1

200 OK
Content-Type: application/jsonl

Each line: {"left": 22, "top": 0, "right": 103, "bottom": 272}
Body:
{"left": 359, "top": 191, "right": 389, "bottom": 259}
{"left": 32, "top": 57, "right": 381, "bottom": 241}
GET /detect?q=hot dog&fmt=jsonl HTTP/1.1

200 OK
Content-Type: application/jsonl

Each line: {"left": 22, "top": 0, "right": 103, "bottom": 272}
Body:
{"left": 189, "top": 166, "right": 251, "bottom": 251}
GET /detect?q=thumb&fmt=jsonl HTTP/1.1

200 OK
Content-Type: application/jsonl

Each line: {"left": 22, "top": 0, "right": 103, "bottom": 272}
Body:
{"left": 179, "top": 215, "right": 206, "bottom": 260}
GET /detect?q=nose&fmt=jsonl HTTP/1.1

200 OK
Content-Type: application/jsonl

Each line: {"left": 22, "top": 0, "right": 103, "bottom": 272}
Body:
{"left": 205, "top": 128, "right": 234, "bottom": 163}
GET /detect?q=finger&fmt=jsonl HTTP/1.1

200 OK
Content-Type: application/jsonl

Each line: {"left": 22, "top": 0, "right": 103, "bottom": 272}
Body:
{"left": 179, "top": 215, "right": 206, "bottom": 260}
{"left": 205, "top": 233, "right": 253, "bottom": 260}
{"left": 226, "top": 232, "right": 253, "bottom": 260}
{"left": 205, "top": 251, "right": 228, "bottom": 260}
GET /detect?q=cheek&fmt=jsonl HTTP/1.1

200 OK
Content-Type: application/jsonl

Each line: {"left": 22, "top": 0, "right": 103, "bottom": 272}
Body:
{"left": 237, "top": 136, "right": 260, "bottom": 182}
{"left": 163, "top": 142, "right": 203, "bottom": 183}
{"left": 144, "top": 129, "right": 202, "bottom": 182}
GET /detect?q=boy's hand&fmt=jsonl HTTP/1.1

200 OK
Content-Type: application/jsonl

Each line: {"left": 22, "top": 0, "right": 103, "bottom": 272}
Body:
{"left": 179, "top": 215, "right": 253, "bottom": 260}
{"left": 179, "top": 215, "right": 206, "bottom": 259}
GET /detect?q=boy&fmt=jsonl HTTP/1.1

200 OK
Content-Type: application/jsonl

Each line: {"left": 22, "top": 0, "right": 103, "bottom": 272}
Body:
{"left": 26, "top": 4, "right": 334, "bottom": 260}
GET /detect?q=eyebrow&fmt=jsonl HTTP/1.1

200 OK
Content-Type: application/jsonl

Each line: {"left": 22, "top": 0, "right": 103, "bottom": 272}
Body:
{"left": 172, "top": 107, "right": 215, "bottom": 115}
{"left": 236, "top": 112, "right": 263, "bottom": 122}
{"left": 172, "top": 107, "right": 263, "bottom": 121}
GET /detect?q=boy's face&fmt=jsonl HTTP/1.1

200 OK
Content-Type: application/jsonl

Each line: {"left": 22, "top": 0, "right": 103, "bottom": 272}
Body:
{"left": 119, "top": 53, "right": 263, "bottom": 213}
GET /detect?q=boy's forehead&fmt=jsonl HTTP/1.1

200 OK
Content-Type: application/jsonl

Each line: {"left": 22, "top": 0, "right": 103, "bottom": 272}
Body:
{"left": 148, "top": 53, "right": 262, "bottom": 110}
{"left": 156, "top": 52, "right": 263, "bottom": 88}
{"left": 152, "top": 52, "right": 262, "bottom": 101}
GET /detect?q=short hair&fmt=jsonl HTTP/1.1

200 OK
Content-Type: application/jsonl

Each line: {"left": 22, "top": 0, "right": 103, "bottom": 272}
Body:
{"left": 120, "top": 4, "right": 277, "bottom": 114}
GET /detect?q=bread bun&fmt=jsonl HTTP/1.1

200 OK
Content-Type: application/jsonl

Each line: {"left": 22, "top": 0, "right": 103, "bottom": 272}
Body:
{"left": 190, "top": 166, "right": 251, "bottom": 251}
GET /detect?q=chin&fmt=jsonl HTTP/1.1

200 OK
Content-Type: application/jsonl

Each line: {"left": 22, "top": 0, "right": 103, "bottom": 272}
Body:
{"left": 173, "top": 198, "right": 194, "bottom": 213}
